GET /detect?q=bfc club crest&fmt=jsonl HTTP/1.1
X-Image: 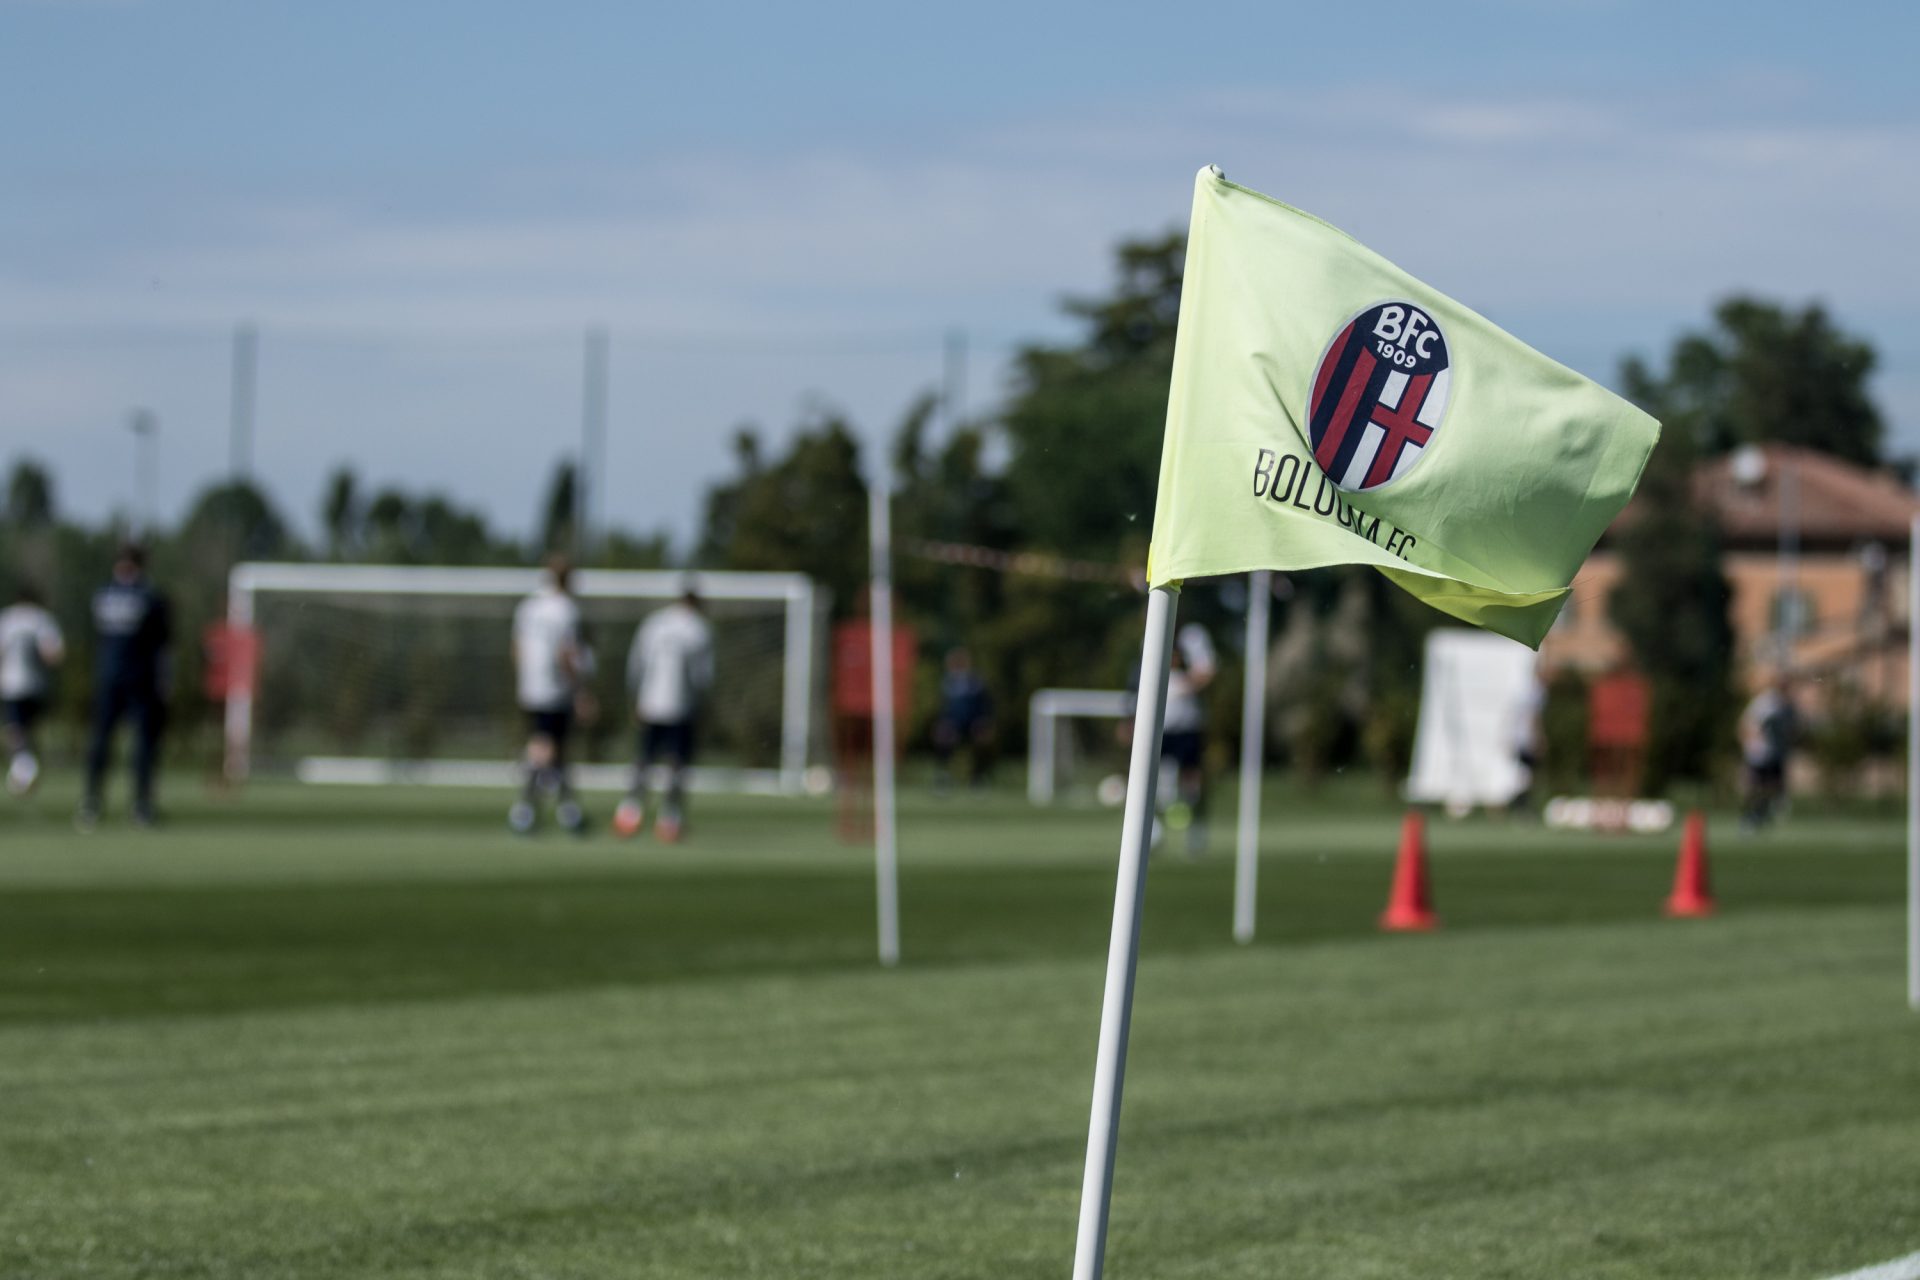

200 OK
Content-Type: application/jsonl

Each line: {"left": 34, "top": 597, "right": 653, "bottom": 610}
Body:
{"left": 1306, "top": 300, "right": 1452, "bottom": 492}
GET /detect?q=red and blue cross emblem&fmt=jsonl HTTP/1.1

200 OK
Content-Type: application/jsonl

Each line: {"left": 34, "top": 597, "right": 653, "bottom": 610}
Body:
{"left": 1306, "top": 300, "right": 1452, "bottom": 492}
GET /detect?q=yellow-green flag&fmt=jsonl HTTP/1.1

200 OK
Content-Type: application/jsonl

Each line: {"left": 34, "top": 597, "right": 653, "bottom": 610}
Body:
{"left": 1148, "top": 167, "right": 1659, "bottom": 648}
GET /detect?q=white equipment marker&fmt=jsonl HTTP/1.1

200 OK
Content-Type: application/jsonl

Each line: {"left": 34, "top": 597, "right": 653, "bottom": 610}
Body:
{"left": 1909, "top": 516, "right": 1919, "bottom": 1010}
{"left": 869, "top": 480, "right": 902, "bottom": 968}
{"left": 1820, "top": 1248, "right": 1920, "bottom": 1280}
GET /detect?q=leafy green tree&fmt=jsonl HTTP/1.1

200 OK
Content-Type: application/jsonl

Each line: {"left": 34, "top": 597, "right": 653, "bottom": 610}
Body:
{"left": 893, "top": 392, "right": 1019, "bottom": 646}
{"left": 598, "top": 529, "right": 671, "bottom": 569}
{"left": 1621, "top": 297, "right": 1883, "bottom": 464}
{"left": 991, "top": 231, "right": 1272, "bottom": 760}
{"left": 5, "top": 459, "right": 56, "bottom": 528}
{"left": 175, "top": 480, "right": 293, "bottom": 566}
{"left": 2, "top": 460, "right": 63, "bottom": 611}
{"left": 411, "top": 495, "right": 505, "bottom": 565}
{"left": 892, "top": 391, "right": 1084, "bottom": 748}
{"left": 539, "top": 460, "right": 578, "bottom": 556}
{"left": 696, "top": 414, "right": 869, "bottom": 612}
{"left": 321, "top": 468, "right": 361, "bottom": 558}
{"left": 1269, "top": 573, "right": 1369, "bottom": 781}
{"left": 1608, "top": 295, "right": 1874, "bottom": 786}
{"left": 1001, "top": 233, "right": 1183, "bottom": 559}
{"left": 1605, "top": 428, "right": 1737, "bottom": 789}
{"left": 360, "top": 488, "right": 504, "bottom": 565}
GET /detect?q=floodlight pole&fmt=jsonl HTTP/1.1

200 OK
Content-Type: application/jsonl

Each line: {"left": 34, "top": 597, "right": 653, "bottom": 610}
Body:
{"left": 1778, "top": 455, "right": 1800, "bottom": 668}
{"left": 229, "top": 321, "right": 258, "bottom": 482}
{"left": 224, "top": 564, "right": 256, "bottom": 785}
{"left": 127, "top": 409, "right": 158, "bottom": 534}
{"left": 1908, "top": 515, "right": 1919, "bottom": 1011}
{"left": 579, "top": 326, "right": 609, "bottom": 561}
{"left": 869, "top": 478, "right": 902, "bottom": 968}
{"left": 1072, "top": 583, "right": 1179, "bottom": 1280}
{"left": 942, "top": 328, "right": 968, "bottom": 431}
{"left": 1234, "top": 570, "right": 1271, "bottom": 943}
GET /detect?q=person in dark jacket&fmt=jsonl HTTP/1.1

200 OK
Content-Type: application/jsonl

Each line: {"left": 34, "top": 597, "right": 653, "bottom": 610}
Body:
{"left": 78, "top": 544, "right": 172, "bottom": 829}
{"left": 1738, "top": 673, "right": 1800, "bottom": 832}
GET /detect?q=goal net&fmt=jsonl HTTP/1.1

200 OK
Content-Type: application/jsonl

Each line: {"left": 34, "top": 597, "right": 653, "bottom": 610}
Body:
{"left": 224, "top": 564, "right": 827, "bottom": 795}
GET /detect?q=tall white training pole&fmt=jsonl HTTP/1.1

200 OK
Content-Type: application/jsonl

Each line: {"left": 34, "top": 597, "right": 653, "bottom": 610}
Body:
{"left": 1234, "top": 570, "right": 1272, "bottom": 944}
{"left": 780, "top": 580, "right": 815, "bottom": 793}
{"left": 1908, "top": 515, "right": 1918, "bottom": 1010}
{"left": 1072, "top": 584, "right": 1180, "bottom": 1280}
{"left": 578, "top": 325, "right": 609, "bottom": 560}
{"left": 870, "top": 481, "right": 902, "bottom": 968}
{"left": 223, "top": 565, "right": 256, "bottom": 784}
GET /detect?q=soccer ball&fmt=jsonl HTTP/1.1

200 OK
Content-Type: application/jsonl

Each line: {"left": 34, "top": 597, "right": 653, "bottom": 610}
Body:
{"left": 6, "top": 752, "right": 39, "bottom": 796}
{"left": 611, "top": 799, "right": 644, "bottom": 838}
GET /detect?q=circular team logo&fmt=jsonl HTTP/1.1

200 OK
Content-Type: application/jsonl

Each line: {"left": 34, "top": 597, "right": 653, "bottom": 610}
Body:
{"left": 1306, "top": 300, "right": 1452, "bottom": 492}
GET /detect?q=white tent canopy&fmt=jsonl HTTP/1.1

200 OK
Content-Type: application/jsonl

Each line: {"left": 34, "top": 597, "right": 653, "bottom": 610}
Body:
{"left": 1405, "top": 628, "right": 1540, "bottom": 810}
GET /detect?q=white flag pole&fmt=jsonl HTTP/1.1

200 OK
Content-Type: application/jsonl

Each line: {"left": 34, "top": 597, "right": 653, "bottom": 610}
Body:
{"left": 1234, "top": 570, "right": 1272, "bottom": 944}
{"left": 1908, "top": 515, "right": 1918, "bottom": 1010}
{"left": 870, "top": 479, "right": 901, "bottom": 968}
{"left": 1072, "top": 583, "right": 1180, "bottom": 1280}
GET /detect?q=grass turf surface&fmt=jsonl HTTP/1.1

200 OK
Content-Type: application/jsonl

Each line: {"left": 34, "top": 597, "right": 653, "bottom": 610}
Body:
{"left": 1, "top": 778, "right": 1915, "bottom": 1278}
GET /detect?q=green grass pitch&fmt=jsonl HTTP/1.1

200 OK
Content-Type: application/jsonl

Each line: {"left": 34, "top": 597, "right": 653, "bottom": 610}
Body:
{"left": 1, "top": 777, "right": 1915, "bottom": 1278}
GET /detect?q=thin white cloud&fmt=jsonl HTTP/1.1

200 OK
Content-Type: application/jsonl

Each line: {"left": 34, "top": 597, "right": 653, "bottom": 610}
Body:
{"left": 3, "top": 79, "right": 1916, "bottom": 539}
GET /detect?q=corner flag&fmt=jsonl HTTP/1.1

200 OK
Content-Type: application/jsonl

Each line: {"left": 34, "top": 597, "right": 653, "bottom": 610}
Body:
{"left": 1147, "top": 166, "right": 1659, "bottom": 647}
{"left": 1072, "top": 168, "right": 1661, "bottom": 1280}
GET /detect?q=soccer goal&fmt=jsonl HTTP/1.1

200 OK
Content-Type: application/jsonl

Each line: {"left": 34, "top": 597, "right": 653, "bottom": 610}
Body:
{"left": 1027, "top": 688, "right": 1133, "bottom": 805}
{"left": 224, "top": 563, "right": 826, "bottom": 795}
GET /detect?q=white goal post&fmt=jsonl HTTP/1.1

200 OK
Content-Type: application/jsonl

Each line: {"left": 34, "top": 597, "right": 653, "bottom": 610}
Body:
{"left": 224, "top": 563, "right": 824, "bottom": 795}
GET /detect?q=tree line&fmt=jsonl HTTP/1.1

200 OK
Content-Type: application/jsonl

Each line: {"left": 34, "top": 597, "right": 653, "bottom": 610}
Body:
{"left": 0, "top": 233, "right": 1896, "bottom": 793}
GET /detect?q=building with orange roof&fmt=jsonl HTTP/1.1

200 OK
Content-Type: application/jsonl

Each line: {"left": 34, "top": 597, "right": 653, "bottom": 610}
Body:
{"left": 1543, "top": 443, "right": 1919, "bottom": 712}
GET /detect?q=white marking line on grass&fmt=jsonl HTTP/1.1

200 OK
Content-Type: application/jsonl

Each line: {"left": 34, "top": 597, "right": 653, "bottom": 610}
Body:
{"left": 1819, "top": 1250, "right": 1920, "bottom": 1280}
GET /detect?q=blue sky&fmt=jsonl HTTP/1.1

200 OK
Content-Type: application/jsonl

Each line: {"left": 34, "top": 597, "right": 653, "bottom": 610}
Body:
{"left": 3, "top": 0, "right": 1916, "bottom": 543}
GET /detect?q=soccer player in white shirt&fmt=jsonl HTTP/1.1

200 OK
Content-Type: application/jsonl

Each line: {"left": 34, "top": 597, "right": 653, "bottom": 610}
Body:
{"left": 613, "top": 584, "right": 713, "bottom": 842}
{"left": 1160, "top": 622, "right": 1217, "bottom": 856}
{"left": 1, "top": 584, "right": 65, "bottom": 796}
{"left": 509, "top": 557, "right": 589, "bottom": 835}
{"left": 1121, "top": 621, "right": 1218, "bottom": 856}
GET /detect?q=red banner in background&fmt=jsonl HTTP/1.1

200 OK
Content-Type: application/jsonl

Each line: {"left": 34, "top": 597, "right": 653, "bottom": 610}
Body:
{"left": 202, "top": 623, "right": 259, "bottom": 700}
{"left": 1588, "top": 671, "right": 1650, "bottom": 750}
{"left": 831, "top": 621, "right": 915, "bottom": 720}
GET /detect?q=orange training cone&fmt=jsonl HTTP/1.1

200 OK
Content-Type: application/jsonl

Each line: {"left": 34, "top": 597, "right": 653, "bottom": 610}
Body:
{"left": 1664, "top": 810, "right": 1714, "bottom": 918}
{"left": 1379, "top": 811, "right": 1439, "bottom": 931}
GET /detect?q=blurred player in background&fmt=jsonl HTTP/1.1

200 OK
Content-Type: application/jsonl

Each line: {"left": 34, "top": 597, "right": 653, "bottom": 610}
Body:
{"left": 614, "top": 583, "right": 712, "bottom": 842}
{"left": 1120, "top": 619, "right": 1217, "bottom": 857}
{"left": 931, "top": 646, "right": 994, "bottom": 790}
{"left": 78, "top": 544, "right": 171, "bottom": 829}
{"left": 1160, "top": 622, "right": 1217, "bottom": 856}
{"left": 1739, "top": 672, "right": 1800, "bottom": 831}
{"left": 509, "top": 556, "right": 589, "bottom": 835}
{"left": 1, "top": 583, "right": 65, "bottom": 796}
